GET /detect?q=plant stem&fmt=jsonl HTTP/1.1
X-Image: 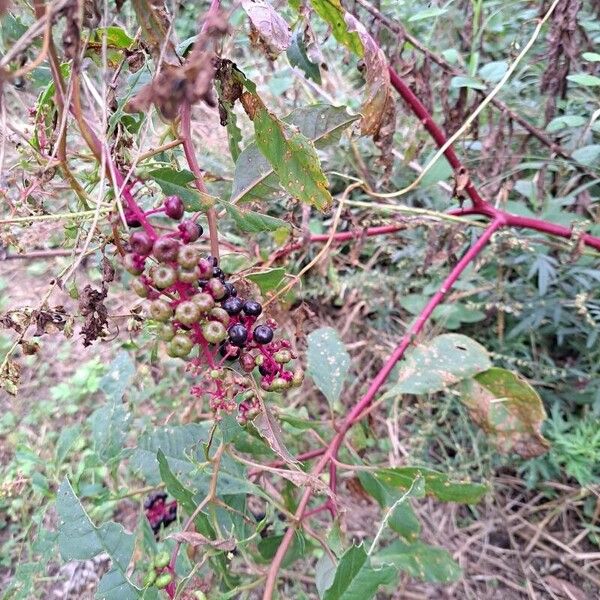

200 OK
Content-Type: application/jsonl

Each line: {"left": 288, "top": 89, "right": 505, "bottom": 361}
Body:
{"left": 180, "top": 101, "right": 220, "bottom": 260}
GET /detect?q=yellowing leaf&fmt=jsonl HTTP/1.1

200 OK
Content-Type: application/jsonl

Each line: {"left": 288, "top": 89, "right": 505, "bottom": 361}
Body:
{"left": 458, "top": 368, "right": 550, "bottom": 458}
{"left": 309, "top": 0, "right": 363, "bottom": 56}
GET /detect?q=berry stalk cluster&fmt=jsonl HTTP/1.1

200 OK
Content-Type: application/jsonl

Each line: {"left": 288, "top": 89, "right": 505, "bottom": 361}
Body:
{"left": 122, "top": 194, "right": 303, "bottom": 421}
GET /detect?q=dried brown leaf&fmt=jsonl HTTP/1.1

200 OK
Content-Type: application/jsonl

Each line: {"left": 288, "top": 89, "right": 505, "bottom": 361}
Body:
{"left": 252, "top": 401, "right": 299, "bottom": 465}
{"left": 242, "top": 0, "right": 291, "bottom": 59}
{"left": 167, "top": 532, "right": 236, "bottom": 551}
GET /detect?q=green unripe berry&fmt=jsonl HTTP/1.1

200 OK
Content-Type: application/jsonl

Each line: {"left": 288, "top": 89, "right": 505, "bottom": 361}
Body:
{"left": 158, "top": 323, "right": 176, "bottom": 341}
{"left": 149, "top": 299, "right": 173, "bottom": 322}
{"left": 151, "top": 265, "right": 177, "bottom": 289}
{"left": 143, "top": 569, "right": 157, "bottom": 587}
{"left": 207, "top": 278, "right": 226, "bottom": 299}
{"left": 209, "top": 307, "right": 229, "bottom": 325}
{"left": 154, "top": 551, "right": 170, "bottom": 569}
{"left": 270, "top": 377, "right": 290, "bottom": 391}
{"left": 193, "top": 292, "right": 215, "bottom": 313}
{"left": 168, "top": 333, "right": 194, "bottom": 357}
{"left": 178, "top": 266, "right": 200, "bottom": 284}
{"left": 202, "top": 321, "right": 227, "bottom": 344}
{"left": 210, "top": 368, "right": 223, "bottom": 379}
{"left": 273, "top": 350, "right": 292, "bottom": 364}
{"left": 155, "top": 572, "right": 173, "bottom": 589}
{"left": 175, "top": 301, "right": 201, "bottom": 325}
{"left": 132, "top": 278, "right": 149, "bottom": 298}
{"left": 123, "top": 253, "right": 144, "bottom": 275}
{"left": 255, "top": 354, "right": 264, "bottom": 366}
{"left": 193, "top": 592, "right": 207, "bottom": 600}
{"left": 291, "top": 368, "right": 304, "bottom": 387}
{"left": 177, "top": 246, "right": 199, "bottom": 269}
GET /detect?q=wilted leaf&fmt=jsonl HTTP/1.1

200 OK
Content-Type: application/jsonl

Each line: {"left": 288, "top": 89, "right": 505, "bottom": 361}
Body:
{"left": 242, "top": 0, "right": 291, "bottom": 59}
{"left": 57, "top": 479, "right": 140, "bottom": 600}
{"left": 0, "top": 359, "right": 21, "bottom": 396}
{"left": 307, "top": 327, "right": 351, "bottom": 410}
{"left": 373, "top": 540, "right": 461, "bottom": 584}
{"left": 458, "top": 367, "right": 550, "bottom": 458}
{"left": 382, "top": 334, "right": 491, "bottom": 400}
{"left": 253, "top": 401, "right": 299, "bottom": 464}
{"left": 344, "top": 14, "right": 396, "bottom": 140}
{"left": 309, "top": 0, "right": 363, "bottom": 56}
{"left": 322, "top": 544, "right": 395, "bottom": 600}
{"left": 375, "top": 467, "right": 488, "bottom": 504}
{"left": 231, "top": 103, "right": 357, "bottom": 203}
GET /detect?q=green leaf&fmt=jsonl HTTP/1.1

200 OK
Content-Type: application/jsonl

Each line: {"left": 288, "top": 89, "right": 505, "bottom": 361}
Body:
{"left": 90, "top": 26, "right": 135, "bottom": 48}
{"left": 148, "top": 167, "right": 212, "bottom": 212}
{"left": 567, "top": 73, "right": 600, "bottom": 87}
{"left": 388, "top": 502, "right": 421, "bottom": 542}
{"left": 478, "top": 60, "right": 508, "bottom": 82}
{"left": 287, "top": 28, "right": 321, "bottom": 83}
{"left": 251, "top": 103, "right": 332, "bottom": 210}
{"left": 88, "top": 394, "right": 131, "bottom": 464}
{"left": 309, "top": 0, "right": 363, "bottom": 56}
{"left": 546, "top": 115, "right": 586, "bottom": 132}
{"left": 316, "top": 553, "right": 337, "bottom": 598}
{"left": 130, "top": 423, "right": 211, "bottom": 485}
{"left": 450, "top": 75, "right": 486, "bottom": 90}
{"left": 572, "top": 144, "right": 600, "bottom": 166}
{"left": 322, "top": 544, "right": 395, "bottom": 600}
{"left": 373, "top": 540, "right": 461, "bottom": 583}
{"left": 55, "top": 425, "right": 80, "bottom": 465}
{"left": 57, "top": 479, "right": 140, "bottom": 600}
{"left": 375, "top": 467, "right": 488, "bottom": 504}
{"left": 307, "top": 327, "right": 351, "bottom": 409}
{"left": 231, "top": 103, "right": 357, "bottom": 204}
{"left": 157, "top": 449, "right": 214, "bottom": 537}
{"left": 100, "top": 351, "right": 135, "bottom": 401}
{"left": 408, "top": 7, "right": 448, "bottom": 21}
{"left": 246, "top": 267, "right": 286, "bottom": 294}
{"left": 220, "top": 200, "right": 290, "bottom": 233}
{"left": 582, "top": 52, "right": 600, "bottom": 62}
{"left": 382, "top": 334, "right": 491, "bottom": 399}
{"left": 458, "top": 367, "right": 550, "bottom": 458}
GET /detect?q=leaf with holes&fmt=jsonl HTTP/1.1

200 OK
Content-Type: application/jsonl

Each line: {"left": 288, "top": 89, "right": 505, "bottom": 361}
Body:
{"left": 307, "top": 327, "right": 351, "bottom": 410}
{"left": 249, "top": 100, "right": 332, "bottom": 210}
{"left": 374, "top": 467, "right": 488, "bottom": 504}
{"left": 242, "top": 0, "right": 291, "bottom": 58}
{"left": 322, "top": 544, "right": 395, "bottom": 599}
{"left": 57, "top": 479, "right": 140, "bottom": 600}
{"left": 372, "top": 540, "right": 461, "bottom": 584}
{"left": 458, "top": 367, "right": 550, "bottom": 458}
{"left": 287, "top": 27, "right": 321, "bottom": 83}
{"left": 381, "top": 334, "right": 491, "bottom": 400}
{"left": 231, "top": 104, "right": 357, "bottom": 204}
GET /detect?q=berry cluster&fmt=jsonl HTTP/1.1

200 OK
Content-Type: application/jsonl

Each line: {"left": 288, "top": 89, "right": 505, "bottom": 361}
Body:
{"left": 142, "top": 550, "right": 174, "bottom": 592}
{"left": 123, "top": 195, "right": 303, "bottom": 420}
{"left": 144, "top": 491, "right": 177, "bottom": 535}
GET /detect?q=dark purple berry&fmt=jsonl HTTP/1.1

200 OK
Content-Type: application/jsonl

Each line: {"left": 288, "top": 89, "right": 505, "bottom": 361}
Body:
{"left": 152, "top": 236, "right": 179, "bottom": 262}
{"left": 144, "top": 491, "right": 167, "bottom": 509}
{"left": 259, "top": 363, "right": 277, "bottom": 376}
{"left": 129, "top": 231, "right": 153, "bottom": 256}
{"left": 222, "top": 296, "right": 244, "bottom": 315}
{"left": 178, "top": 220, "right": 202, "bottom": 243}
{"left": 164, "top": 195, "right": 184, "bottom": 220}
{"left": 243, "top": 300, "right": 262, "bottom": 317}
{"left": 125, "top": 212, "right": 141, "bottom": 228}
{"left": 253, "top": 325, "right": 273, "bottom": 345}
{"left": 213, "top": 267, "right": 224, "bottom": 279}
{"left": 228, "top": 324, "right": 248, "bottom": 347}
{"left": 224, "top": 282, "right": 237, "bottom": 297}
{"left": 206, "top": 255, "right": 218, "bottom": 267}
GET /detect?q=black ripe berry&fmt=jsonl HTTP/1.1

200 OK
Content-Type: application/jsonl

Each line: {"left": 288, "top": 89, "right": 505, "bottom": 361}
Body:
{"left": 125, "top": 212, "right": 141, "bottom": 228}
{"left": 228, "top": 324, "right": 248, "bottom": 347}
{"left": 243, "top": 300, "right": 262, "bottom": 317}
{"left": 253, "top": 325, "right": 273, "bottom": 345}
{"left": 164, "top": 195, "right": 185, "bottom": 220}
{"left": 259, "top": 363, "right": 277, "bottom": 376}
{"left": 213, "top": 267, "right": 225, "bottom": 280}
{"left": 224, "top": 282, "right": 237, "bottom": 297}
{"left": 222, "top": 296, "right": 244, "bottom": 315}
{"left": 206, "top": 255, "right": 218, "bottom": 267}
